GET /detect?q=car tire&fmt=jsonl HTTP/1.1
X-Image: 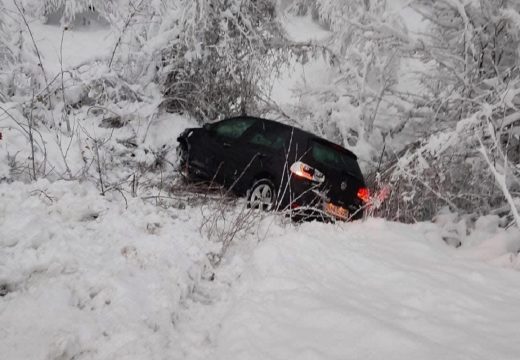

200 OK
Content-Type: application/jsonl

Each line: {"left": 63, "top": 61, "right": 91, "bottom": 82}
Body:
{"left": 248, "top": 179, "right": 276, "bottom": 211}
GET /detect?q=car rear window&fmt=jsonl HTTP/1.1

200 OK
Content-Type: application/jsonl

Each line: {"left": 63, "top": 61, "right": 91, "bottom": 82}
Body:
{"left": 311, "top": 139, "right": 363, "bottom": 179}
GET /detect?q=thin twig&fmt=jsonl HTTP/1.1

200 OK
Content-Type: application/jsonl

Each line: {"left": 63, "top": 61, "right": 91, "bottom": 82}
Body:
{"left": 59, "top": 26, "right": 71, "bottom": 133}
{"left": 108, "top": 0, "right": 145, "bottom": 69}
{"left": 13, "top": 0, "right": 54, "bottom": 114}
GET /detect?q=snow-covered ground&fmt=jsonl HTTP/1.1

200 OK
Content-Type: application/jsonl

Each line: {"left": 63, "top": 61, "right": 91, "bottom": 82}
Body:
{"left": 210, "top": 221, "right": 520, "bottom": 360}
{"left": 1, "top": 181, "right": 520, "bottom": 359}
{"left": 32, "top": 23, "right": 114, "bottom": 75}
{"left": 0, "top": 180, "right": 213, "bottom": 359}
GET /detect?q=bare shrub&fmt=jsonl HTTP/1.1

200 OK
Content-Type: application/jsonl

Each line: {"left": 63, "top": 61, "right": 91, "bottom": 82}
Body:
{"left": 200, "top": 195, "right": 260, "bottom": 266}
{"left": 376, "top": 102, "right": 520, "bottom": 227}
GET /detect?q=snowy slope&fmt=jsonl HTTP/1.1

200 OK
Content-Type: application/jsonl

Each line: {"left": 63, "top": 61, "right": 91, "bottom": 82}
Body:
{"left": 0, "top": 180, "right": 214, "bottom": 360}
{"left": 211, "top": 221, "right": 520, "bottom": 360}
{"left": 2, "top": 181, "right": 520, "bottom": 360}
{"left": 167, "top": 219, "right": 520, "bottom": 360}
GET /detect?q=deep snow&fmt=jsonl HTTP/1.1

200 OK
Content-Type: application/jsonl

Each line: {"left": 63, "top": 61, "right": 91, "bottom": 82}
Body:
{"left": 1, "top": 181, "right": 520, "bottom": 360}
{"left": 0, "top": 180, "right": 213, "bottom": 359}
{"left": 211, "top": 221, "right": 520, "bottom": 360}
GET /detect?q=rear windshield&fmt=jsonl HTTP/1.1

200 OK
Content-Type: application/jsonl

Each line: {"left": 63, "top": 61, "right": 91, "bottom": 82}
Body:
{"left": 311, "top": 140, "right": 363, "bottom": 179}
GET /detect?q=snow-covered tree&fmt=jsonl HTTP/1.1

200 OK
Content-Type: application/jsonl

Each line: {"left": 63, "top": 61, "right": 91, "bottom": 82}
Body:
{"left": 158, "top": 0, "right": 286, "bottom": 120}
{"left": 40, "top": 0, "right": 115, "bottom": 25}
{"left": 0, "top": 9, "right": 14, "bottom": 101}
{"left": 105, "top": 0, "right": 286, "bottom": 120}
{"left": 378, "top": 0, "right": 520, "bottom": 224}
{"left": 407, "top": 0, "right": 520, "bottom": 125}
{"left": 0, "top": 3, "right": 42, "bottom": 100}
{"left": 282, "top": 0, "right": 408, "bottom": 162}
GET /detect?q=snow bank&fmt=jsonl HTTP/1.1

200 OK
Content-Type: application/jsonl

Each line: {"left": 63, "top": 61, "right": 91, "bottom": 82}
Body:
{"left": 0, "top": 180, "right": 212, "bottom": 360}
{"left": 210, "top": 220, "right": 520, "bottom": 360}
{"left": 2, "top": 181, "right": 520, "bottom": 360}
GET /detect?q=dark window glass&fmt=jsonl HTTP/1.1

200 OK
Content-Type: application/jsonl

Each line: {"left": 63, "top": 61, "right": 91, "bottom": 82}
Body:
{"left": 212, "top": 118, "right": 256, "bottom": 139}
{"left": 248, "top": 128, "right": 288, "bottom": 150}
{"left": 311, "top": 140, "right": 363, "bottom": 179}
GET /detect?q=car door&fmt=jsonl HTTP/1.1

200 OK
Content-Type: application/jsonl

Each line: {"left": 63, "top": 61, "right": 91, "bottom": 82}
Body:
{"left": 229, "top": 121, "right": 292, "bottom": 193}
{"left": 202, "top": 117, "right": 258, "bottom": 185}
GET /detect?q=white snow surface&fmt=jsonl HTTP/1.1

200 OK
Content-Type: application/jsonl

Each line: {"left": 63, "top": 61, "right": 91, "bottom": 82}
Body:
{"left": 212, "top": 221, "right": 520, "bottom": 360}
{"left": 2, "top": 181, "right": 520, "bottom": 359}
{"left": 33, "top": 23, "right": 114, "bottom": 75}
{"left": 0, "top": 180, "right": 213, "bottom": 360}
{"left": 282, "top": 14, "right": 331, "bottom": 42}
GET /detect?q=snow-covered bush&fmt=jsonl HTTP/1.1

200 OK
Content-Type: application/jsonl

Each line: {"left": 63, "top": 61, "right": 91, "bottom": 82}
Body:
{"left": 40, "top": 0, "right": 115, "bottom": 26}
{"left": 410, "top": 0, "right": 520, "bottom": 127}
{"left": 0, "top": 5, "right": 42, "bottom": 101}
{"left": 103, "top": 0, "right": 287, "bottom": 121}
{"left": 281, "top": 0, "right": 408, "bottom": 164}
{"left": 364, "top": 0, "right": 520, "bottom": 226}
{"left": 377, "top": 114, "right": 494, "bottom": 222}
{"left": 158, "top": 0, "right": 286, "bottom": 120}
{"left": 0, "top": 10, "right": 15, "bottom": 102}
{"left": 378, "top": 87, "right": 520, "bottom": 227}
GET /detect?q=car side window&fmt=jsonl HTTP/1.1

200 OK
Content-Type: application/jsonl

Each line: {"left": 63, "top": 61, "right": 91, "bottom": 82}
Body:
{"left": 248, "top": 132, "right": 284, "bottom": 150}
{"left": 212, "top": 118, "right": 256, "bottom": 140}
{"left": 247, "top": 124, "right": 289, "bottom": 150}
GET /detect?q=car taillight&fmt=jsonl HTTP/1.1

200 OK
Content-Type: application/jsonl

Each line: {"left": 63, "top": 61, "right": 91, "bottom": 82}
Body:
{"left": 290, "top": 161, "right": 325, "bottom": 183}
{"left": 357, "top": 187, "right": 370, "bottom": 203}
{"left": 291, "top": 202, "right": 300, "bottom": 209}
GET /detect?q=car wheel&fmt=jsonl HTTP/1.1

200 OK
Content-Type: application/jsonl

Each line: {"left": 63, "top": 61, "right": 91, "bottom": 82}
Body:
{"left": 248, "top": 179, "right": 276, "bottom": 211}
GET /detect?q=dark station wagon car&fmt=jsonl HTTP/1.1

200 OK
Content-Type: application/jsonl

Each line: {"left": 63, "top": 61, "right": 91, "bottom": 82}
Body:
{"left": 177, "top": 116, "right": 369, "bottom": 220}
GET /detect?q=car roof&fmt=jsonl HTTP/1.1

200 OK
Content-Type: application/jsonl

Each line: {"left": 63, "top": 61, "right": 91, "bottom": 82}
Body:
{"left": 222, "top": 116, "right": 358, "bottom": 160}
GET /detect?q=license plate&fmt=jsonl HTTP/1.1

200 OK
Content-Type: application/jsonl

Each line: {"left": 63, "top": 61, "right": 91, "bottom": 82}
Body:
{"left": 324, "top": 202, "right": 348, "bottom": 220}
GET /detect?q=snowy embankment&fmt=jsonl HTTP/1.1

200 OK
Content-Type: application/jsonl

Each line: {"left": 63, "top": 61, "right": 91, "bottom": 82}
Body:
{"left": 1, "top": 182, "right": 520, "bottom": 359}
{"left": 211, "top": 221, "right": 520, "bottom": 360}
{"left": 0, "top": 180, "right": 213, "bottom": 359}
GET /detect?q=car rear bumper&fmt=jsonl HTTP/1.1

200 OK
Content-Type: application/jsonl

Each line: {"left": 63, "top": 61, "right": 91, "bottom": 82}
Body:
{"left": 280, "top": 178, "right": 364, "bottom": 221}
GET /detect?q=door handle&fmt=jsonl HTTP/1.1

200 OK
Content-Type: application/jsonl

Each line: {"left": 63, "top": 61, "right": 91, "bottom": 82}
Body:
{"left": 223, "top": 142, "right": 231, "bottom": 148}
